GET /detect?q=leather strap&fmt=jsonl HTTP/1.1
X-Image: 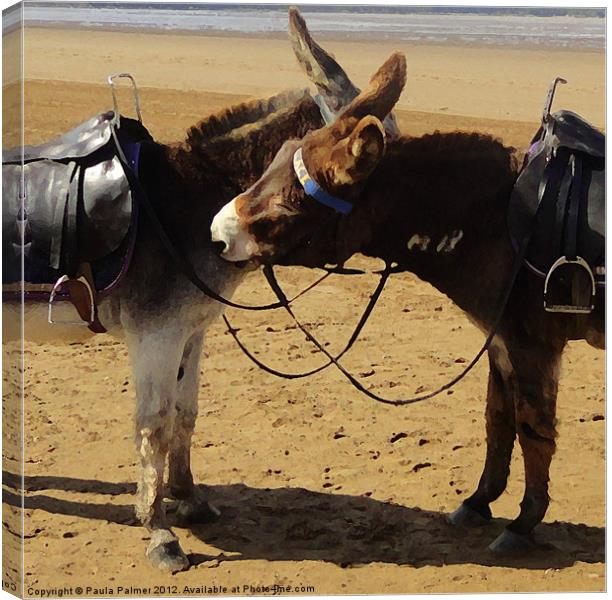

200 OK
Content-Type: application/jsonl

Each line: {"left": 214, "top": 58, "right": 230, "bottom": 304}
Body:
{"left": 65, "top": 263, "right": 107, "bottom": 334}
{"left": 112, "top": 134, "right": 333, "bottom": 312}
{"left": 533, "top": 147, "right": 570, "bottom": 268}
{"left": 64, "top": 164, "right": 81, "bottom": 277}
{"left": 223, "top": 266, "right": 390, "bottom": 379}
{"left": 50, "top": 161, "right": 78, "bottom": 270}
{"left": 565, "top": 153, "right": 583, "bottom": 260}
{"left": 261, "top": 199, "right": 538, "bottom": 406}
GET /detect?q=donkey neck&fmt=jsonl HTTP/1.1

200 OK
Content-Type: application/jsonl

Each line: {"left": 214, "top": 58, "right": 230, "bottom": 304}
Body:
{"left": 175, "top": 93, "right": 323, "bottom": 202}
{"left": 359, "top": 131, "right": 519, "bottom": 325}
{"left": 144, "top": 94, "right": 325, "bottom": 253}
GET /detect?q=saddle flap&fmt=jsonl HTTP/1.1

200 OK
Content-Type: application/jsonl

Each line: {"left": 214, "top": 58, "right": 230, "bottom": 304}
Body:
{"left": 2, "top": 113, "right": 141, "bottom": 288}
{"left": 4, "top": 160, "right": 77, "bottom": 268}
{"left": 3, "top": 111, "right": 116, "bottom": 164}
{"left": 546, "top": 110, "right": 605, "bottom": 158}
{"left": 79, "top": 154, "right": 133, "bottom": 260}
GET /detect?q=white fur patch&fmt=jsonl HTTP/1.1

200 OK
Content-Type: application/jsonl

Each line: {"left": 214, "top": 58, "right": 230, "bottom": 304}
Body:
{"left": 436, "top": 229, "right": 464, "bottom": 253}
{"left": 211, "top": 199, "right": 259, "bottom": 262}
{"left": 407, "top": 234, "right": 431, "bottom": 251}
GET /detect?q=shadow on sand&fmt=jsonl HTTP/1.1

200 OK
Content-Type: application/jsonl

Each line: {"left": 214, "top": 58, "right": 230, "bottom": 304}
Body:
{"left": 3, "top": 471, "right": 604, "bottom": 570}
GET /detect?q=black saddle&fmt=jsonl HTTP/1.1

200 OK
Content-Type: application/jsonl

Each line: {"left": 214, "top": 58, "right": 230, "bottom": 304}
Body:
{"left": 508, "top": 86, "right": 605, "bottom": 314}
{"left": 2, "top": 110, "right": 152, "bottom": 329}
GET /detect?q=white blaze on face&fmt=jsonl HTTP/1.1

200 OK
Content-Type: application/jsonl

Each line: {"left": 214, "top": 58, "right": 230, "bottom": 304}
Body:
{"left": 211, "top": 199, "right": 259, "bottom": 262}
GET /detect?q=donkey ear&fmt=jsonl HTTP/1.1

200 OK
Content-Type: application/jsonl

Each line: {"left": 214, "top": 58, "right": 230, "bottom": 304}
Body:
{"left": 288, "top": 7, "right": 359, "bottom": 113}
{"left": 340, "top": 52, "right": 407, "bottom": 124}
{"left": 289, "top": 7, "right": 401, "bottom": 138}
{"left": 329, "top": 116, "right": 386, "bottom": 185}
{"left": 349, "top": 116, "right": 386, "bottom": 167}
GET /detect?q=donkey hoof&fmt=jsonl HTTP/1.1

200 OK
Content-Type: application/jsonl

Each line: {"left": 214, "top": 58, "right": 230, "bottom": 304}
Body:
{"left": 146, "top": 530, "right": 189, "bottom": 573}
{"left": 171, "top": 498, "right": 221, "bottom": 525}
{"left": 489, "top": 529, "right": 535, "bottom": 554}
{"left": 448, "top": 503, "right": 490, "bottom": 527}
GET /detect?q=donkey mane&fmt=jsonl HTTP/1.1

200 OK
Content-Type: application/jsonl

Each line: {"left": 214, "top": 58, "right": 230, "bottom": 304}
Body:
{"left": 186, "top": 89, "right": 310, "bottom": 148}
{"left": 391, "top": 130, "right": 519, "bottom": 174}
{"left": 173, "top": 91, "right": 323, "bottom": 191}
{"left": 382, "top": 130, "right": 520, "bottom": 216}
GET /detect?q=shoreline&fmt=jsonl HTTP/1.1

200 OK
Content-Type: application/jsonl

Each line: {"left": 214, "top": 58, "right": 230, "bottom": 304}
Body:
{"left": 22, "top": 22, "right": 605, "bottom": 53}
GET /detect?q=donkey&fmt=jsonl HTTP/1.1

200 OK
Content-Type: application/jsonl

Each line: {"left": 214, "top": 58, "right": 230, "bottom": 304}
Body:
{"left": 210, "top": 52, "right": 605, "bottom": 553}
{"left": 4, "top": 13, "right": 385, "bottom": 571}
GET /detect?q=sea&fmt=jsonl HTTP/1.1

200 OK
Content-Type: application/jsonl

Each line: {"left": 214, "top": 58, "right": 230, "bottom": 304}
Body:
{"left": 3, "top": 4, "right": 606, "bottom": 50}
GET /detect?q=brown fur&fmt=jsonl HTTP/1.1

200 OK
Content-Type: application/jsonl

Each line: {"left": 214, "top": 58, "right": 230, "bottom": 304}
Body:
{"left": 186, "top": 89, "right": 308, "bottom": 148}
{"left": 173, "top": 91, "right": 322, "bottom": 194}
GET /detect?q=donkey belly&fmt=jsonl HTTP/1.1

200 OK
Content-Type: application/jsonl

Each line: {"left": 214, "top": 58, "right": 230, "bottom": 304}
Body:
{"left": 4, "top": 300, "right": 99, "bottom": 344}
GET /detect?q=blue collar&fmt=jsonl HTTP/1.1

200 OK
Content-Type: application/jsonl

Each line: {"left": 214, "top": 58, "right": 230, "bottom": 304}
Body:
{"left": 293, "top": 147, "right": 354, "bottom": 215}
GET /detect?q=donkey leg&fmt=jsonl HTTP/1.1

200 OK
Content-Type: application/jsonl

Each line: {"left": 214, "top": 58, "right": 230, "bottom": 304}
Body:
{"left": 489, "top": 342, "right": 562, "bottom": 553}
{"left": 127, "top": 329, "right": 190, "bottom": 573}
{"left": 167, "top": 330, "right": 220, "bottom": 524}
{"left": 450, "top": 343, "right": 516, "bottom": 527}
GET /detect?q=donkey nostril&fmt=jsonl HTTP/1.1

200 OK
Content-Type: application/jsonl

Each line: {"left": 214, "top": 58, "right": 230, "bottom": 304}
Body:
{"left": 211, "top": 240, "right": 228, "bottom": 255}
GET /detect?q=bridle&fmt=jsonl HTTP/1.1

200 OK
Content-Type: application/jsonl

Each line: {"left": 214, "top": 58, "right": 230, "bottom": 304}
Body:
{"left": 223, "top": 264, "right": 391, "bottom": 380}
{"left": 120, "top": 132, "right": 534, "bottom": 407}
{"left": 229, "top": 144, "right": 537, "bottom": 406}
{"left": 292, "top": 147, "right": 355, "bottom": 215}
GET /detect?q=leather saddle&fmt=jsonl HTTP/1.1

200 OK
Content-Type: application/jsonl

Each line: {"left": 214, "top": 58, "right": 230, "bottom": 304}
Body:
{"left": 508, "top": 79, "right": 605, "bottom": 314}
{"left": 2, "top": 110, "right": 152, "bottom": 330}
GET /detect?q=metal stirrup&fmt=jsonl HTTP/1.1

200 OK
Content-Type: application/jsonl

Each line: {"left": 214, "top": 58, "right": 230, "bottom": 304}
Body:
{"left": 48, "top": 275, "right": 96, "bottom": 326}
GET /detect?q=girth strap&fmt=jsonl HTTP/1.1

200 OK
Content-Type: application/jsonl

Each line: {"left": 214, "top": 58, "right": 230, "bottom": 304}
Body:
{"left": 64, "top": 163, "right": 81, "bottom": 277}
{"left": 50, "top": 161, "right": 79, "bottom": 270}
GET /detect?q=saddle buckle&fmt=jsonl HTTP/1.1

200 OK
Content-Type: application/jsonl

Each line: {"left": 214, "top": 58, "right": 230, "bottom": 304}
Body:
{"left": 48, "top": 275, "right": 96, "bottom": 326}
{"left": 543, "top": 255, "right": 596, "bottom": 314}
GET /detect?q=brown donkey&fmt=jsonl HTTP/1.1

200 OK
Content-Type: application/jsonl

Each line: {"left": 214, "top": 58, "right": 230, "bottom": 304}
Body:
{"left": 211, "top": 53, "right": 604, "bottom": 553}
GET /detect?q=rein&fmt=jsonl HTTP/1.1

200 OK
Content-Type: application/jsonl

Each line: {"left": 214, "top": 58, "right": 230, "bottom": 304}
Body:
{"left": 118, "top": 129, "right": 534, "bottom": 407}
{"left": 113, "top": 134, "right": 332, "bottom": 311}
{"left": 261, "top": 233, "right": 528, "bottom": 405}
{"left": 223, "top": 265, "right": 390, "bottom": 379}
{"left": 247, "top": 143, "right": 548, "bottom": 406}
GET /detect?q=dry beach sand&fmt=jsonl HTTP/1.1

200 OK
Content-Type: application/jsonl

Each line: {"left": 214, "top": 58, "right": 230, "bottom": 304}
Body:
{"left": 2, "top": 25, "right": 605, "bottom": 594}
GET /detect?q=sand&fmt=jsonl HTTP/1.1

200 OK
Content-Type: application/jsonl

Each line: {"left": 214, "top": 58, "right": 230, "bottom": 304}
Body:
{"left": 2, "top": 25, "right": 605, "bottom": 595}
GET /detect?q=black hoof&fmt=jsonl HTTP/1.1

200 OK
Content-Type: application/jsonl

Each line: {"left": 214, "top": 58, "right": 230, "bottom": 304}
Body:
{"left": 448, "top": 502, "right": 491, "bottom": 527}
{"left": 489, "top": 529, "right": 536, "bottom": 554}
{"left": 170, "top": 498, "right": 221, "bottom": 526}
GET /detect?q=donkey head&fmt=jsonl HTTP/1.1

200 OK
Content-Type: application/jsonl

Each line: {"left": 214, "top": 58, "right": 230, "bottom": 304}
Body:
{"left": 211, "top": 52, "right": 406, "bottom": 265}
